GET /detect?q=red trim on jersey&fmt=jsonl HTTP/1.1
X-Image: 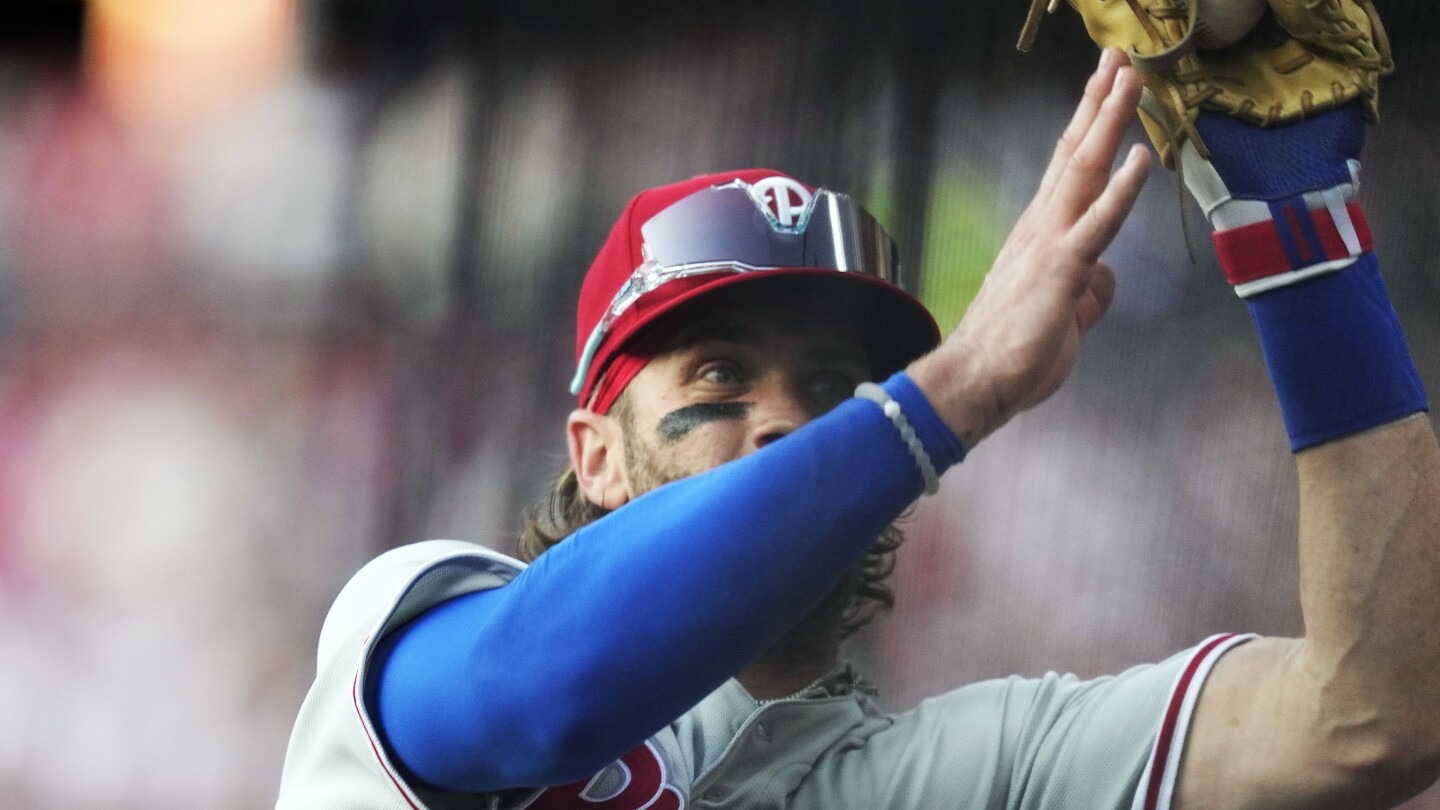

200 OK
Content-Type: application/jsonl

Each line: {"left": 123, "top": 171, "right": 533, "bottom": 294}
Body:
{"left": 352, "top": 659, "right": 425, "bottom": 810}
{"left": 1212, "top": 202, "right": 1372, "bottom": 286}
{"left": 1141, "top": 633, "right": 1237, "bottom": 810}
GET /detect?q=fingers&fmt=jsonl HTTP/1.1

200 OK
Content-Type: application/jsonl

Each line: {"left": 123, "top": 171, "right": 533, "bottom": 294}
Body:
{"left": 1066, "top": 144, "right": 1152, "bottom": 263}
{"left": 1035, "top": 48, "right": 1124, "bottom": 206}
{"left": 1052, "top": 65, "right": 1145, "bottom": 221}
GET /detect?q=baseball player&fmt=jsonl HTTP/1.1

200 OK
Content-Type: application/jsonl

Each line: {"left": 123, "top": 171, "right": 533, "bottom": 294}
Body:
{"left": 278, "top": 2, "right": 1440, "bottom": 806}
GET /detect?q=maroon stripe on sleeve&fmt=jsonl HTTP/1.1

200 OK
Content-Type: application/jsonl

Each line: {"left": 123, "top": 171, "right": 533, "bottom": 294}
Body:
{"left": 352, "top": 653, "right": 425, "bottom": 810}
{"left": 1142, "top": 633, "right": 1236, "bottom": 810}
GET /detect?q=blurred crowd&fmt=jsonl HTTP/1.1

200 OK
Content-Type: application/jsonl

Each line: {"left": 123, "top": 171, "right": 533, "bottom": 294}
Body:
{"left": 0, "top": 1, "right": 1437, "bottom": 807}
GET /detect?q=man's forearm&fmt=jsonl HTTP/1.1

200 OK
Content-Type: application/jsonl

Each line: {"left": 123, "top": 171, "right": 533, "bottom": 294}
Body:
{"left": 1294, "top": 414, "right": 1440, "bottom": 768}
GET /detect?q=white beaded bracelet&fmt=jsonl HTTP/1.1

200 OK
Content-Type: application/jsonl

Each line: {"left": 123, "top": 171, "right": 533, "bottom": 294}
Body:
{"left": 855, "top": 382, "right": 940, "bottom": 496}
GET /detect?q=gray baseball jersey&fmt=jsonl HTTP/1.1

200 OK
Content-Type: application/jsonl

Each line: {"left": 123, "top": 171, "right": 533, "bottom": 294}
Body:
{"left": 277, "top": 540, "right": 1253, "bottom": 810}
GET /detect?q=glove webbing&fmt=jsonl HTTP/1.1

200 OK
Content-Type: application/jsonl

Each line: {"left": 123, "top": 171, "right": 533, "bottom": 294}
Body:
{"left": 1311, "top": 0, "right": 1393, "bottom": 73}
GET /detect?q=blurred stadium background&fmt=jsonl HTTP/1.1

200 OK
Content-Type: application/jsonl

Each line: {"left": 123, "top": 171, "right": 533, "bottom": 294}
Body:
{"left": 0, "top": 0, "right": 1437, "bottom": 806}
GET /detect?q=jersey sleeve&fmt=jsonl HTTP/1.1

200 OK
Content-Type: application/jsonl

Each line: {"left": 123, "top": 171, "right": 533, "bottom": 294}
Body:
{"left": 275, "top": 540, "right": 534, "bottom": 810}
{"left": 801, "top": 634, "right": 1254, "bottom": 810}
{"left": 1007, "top": 633, "right": 1256, "bottom": 810}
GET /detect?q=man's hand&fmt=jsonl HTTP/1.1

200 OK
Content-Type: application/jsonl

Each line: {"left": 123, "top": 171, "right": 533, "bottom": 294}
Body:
{"left": 910, "top": 48, "right": 1150, "bottom": 447}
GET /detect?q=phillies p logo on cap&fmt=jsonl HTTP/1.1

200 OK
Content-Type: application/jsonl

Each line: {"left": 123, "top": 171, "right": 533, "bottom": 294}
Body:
{"left": 752, "top": 176, "right": 814, "bottom": 229}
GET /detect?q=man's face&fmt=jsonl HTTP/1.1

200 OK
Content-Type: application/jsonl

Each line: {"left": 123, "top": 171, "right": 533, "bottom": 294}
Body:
{"left": 563, "top": 290, "right": 889, "bottom": 671}
{"left": 615, "top": 295, "right": 874, "bottom": 498}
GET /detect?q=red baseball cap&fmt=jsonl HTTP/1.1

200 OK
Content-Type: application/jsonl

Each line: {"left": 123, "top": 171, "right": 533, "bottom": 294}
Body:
{"left": 573, "top": 169, "right": 940, "bottom": 413}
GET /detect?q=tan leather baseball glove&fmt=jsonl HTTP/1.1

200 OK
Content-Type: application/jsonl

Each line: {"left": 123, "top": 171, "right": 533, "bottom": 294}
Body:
{"left": 1019, "top": 0, "right": 1393, "bottom": 169}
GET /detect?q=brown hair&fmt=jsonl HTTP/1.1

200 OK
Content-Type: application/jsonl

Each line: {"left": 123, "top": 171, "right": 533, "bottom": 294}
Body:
{"left": 516, "top": 456, "right": 904, "bottom": 641}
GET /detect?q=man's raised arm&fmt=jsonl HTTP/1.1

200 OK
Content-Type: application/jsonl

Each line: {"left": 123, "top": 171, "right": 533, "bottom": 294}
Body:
{"left": 1177, "top": 415, "right": 1440, "bottom": 808}
{"left": 1175, "top": 104, "right": 1440, "bottom": 805}
{"left": 1006, "top": 1, "right": 1440, "bottom": 802}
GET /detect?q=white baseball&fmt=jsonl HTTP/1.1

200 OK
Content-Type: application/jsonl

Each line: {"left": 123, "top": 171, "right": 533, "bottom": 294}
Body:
{"left": 1186, "top": 0, "right": 1269, "bottom": 49}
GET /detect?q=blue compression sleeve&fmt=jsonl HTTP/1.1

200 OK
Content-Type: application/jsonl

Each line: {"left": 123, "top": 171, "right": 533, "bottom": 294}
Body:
{"left": 368, "top": 372, "right": 962, "bottom": 793}
{"left": 1247, "top": 254, "right": 1427, "bottom": 451}
{"left": 1193, "top": 106, "right": 1429, "bottom": 450}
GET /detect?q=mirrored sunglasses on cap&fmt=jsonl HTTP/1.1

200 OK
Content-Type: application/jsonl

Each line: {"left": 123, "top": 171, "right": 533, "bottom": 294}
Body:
{"left": 570, "top": 179, "right": 902, "bottom": 395}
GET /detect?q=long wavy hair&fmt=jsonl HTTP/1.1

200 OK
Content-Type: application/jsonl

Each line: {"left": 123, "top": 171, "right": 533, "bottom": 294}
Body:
{"left": 516, "top": 441, "right": 904, "bottom": 641}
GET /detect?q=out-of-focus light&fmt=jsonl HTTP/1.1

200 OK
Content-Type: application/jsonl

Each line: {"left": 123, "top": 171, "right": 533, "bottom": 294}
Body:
{"left": 85, "top": 0, "right": 295, "bottom": 133}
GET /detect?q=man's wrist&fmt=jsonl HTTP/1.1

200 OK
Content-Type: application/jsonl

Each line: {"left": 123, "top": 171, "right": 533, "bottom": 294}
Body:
{"left": 906, "top": 349, "right": 1001, "bottom": 453}
{"left": 1186, "top": 105, "right": 1372, "bottom": 298}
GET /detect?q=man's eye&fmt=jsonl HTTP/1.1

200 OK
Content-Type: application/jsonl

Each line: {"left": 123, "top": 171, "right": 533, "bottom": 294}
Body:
{"left": 700, "top": 363, "right": 743, "bottom": 385}
{"left": 809, "top": 370, "right": 858, "bottom": 405}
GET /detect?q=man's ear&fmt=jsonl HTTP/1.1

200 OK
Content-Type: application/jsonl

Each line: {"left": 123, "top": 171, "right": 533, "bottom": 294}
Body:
{"left": 567, "top": 409, "right": 632, "bottom": 510}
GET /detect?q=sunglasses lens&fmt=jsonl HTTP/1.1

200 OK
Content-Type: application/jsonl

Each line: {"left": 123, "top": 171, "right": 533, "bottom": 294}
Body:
{"left": 638, "top": 184, "right": 897, "bottom": 281}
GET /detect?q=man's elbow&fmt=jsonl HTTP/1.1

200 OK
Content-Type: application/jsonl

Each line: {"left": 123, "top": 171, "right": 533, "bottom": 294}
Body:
{"left": 398, "top": 698, "right": 620, "bottom": 793}
{"left": 477, "top": 677, "right": 650, "bottom": 789}
{"left": 1312, "top": 700, "right": 1440, "bottom": 805}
